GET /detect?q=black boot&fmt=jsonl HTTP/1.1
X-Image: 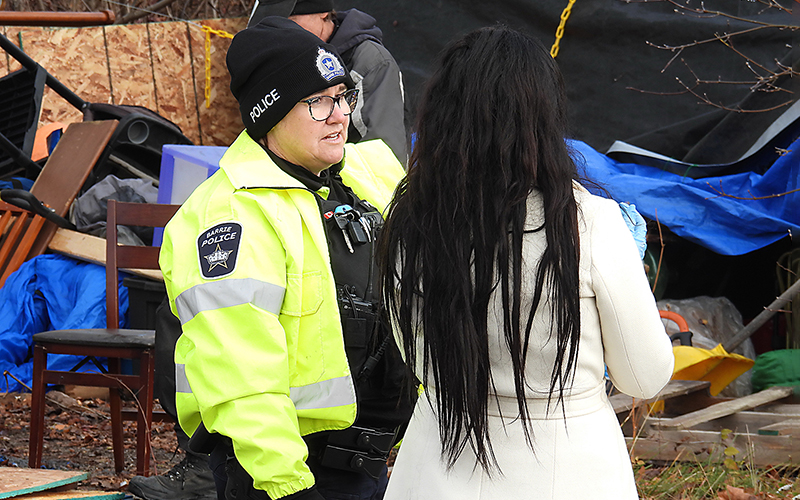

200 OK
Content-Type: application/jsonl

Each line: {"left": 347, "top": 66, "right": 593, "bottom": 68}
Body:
{"left": 128, "top": 453, "right": 217, "bottom": 500}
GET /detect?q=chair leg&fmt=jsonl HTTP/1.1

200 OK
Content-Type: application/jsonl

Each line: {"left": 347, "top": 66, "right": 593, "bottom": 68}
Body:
{"left": 28, "top": 344, "right": 48, "bottom": 468}
{"left": 108, "top": 357, "right": 125, "bottom": 474}
{"left": 136, "top": 349, "right": 155, "bottom": 476}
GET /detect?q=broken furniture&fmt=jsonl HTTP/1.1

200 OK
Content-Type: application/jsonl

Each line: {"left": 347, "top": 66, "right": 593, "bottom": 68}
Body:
{"left": 0, "top": 32, "right": 193, "bottom": 186}
{"left": 0, "top": 121, "right": 117, "bottom": 288}
{"left": 0, "top": 57, "right": 47, "bottom": 179}
{"left": 29, "top": 199, "right": 180, "bottom": 476}
{"left": 0, "top": 199, "right": 45, "bottom": 287}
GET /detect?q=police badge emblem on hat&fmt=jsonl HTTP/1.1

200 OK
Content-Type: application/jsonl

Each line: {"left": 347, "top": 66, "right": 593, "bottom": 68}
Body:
{"left": 316, "top": 47, "right": 345, "bottom": 82}
{"left": 197, "top": 222, "right": 242, "bottom": 279}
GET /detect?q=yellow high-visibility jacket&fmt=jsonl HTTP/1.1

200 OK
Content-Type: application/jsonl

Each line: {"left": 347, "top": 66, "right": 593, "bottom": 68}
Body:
{"left": 159, "top": 131, "right": 404, "bottom": 499}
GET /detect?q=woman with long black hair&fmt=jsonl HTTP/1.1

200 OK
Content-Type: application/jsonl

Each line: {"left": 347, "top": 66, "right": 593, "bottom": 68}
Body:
{"left": 378, "top": 25, "right": 674, "bottom": 499}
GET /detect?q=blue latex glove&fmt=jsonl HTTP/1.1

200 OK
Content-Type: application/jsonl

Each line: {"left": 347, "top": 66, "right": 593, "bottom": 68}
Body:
{"left": 619, "top": 202, "right": 647, "bottom": 260}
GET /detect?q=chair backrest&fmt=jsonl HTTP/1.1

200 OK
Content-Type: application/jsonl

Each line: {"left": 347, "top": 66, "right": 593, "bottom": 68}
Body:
{"left": 0, "top": 200, "right": 45, "bottom": 287}
{"left": 106, "top": 199, "right": 180, "bottom": 329}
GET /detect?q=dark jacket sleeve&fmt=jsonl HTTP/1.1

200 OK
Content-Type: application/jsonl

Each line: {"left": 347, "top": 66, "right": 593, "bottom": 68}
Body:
{"left": 347, "top": 40, "right": 408, "bottom": 165}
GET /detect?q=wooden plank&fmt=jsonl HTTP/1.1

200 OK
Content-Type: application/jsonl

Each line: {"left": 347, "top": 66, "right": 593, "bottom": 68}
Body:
{"left": 756, "top": 403, "right": 800, "bottom": 415}
{"left": 0, "top": 469, "right": 89, "bottom": 500}
{"left": 651, "top": 386, "right": 795, "bottom": 430}
{"left": 685, "top": 411, "right": 800, "bottom": 433}
{"left": 628, "top": 428, "right": 800, "bottom": 467}
{"left": 48, "top": 227, "right": 163, "bottom": 281}
{"left": 104, "top": 24, "right": 157, "bottom": 109}
{"left": 611, "top": 379, "right": 712, "bottom": 414}
{"left": 758, "top": 419, "right": 800, "bottom": 436}
{"left": 188, "top": 18, "right": 245, "bottom": 146}
{"left": 15, "top": 491, "right": 124, "bottom": 500}
{"left": 148, "top": 21, "right": 200, "bottom": 145}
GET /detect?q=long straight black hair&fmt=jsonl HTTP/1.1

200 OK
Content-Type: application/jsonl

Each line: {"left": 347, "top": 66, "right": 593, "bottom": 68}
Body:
{"left": 378, "top": 25, "right": 582, "bottom": 473}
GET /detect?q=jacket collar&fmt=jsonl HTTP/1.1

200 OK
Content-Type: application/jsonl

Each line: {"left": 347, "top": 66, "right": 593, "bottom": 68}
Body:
{"left": 218, "top": 131, "right": 306, "bottom": 190}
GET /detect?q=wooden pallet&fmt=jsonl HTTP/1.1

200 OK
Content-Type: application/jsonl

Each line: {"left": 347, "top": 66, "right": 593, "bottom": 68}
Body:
{"left": 613, "top": 380, "right": 800, "bottom": 467}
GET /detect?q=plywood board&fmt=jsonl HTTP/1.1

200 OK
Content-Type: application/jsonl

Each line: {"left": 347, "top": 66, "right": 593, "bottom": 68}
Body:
{"left": 12, "top": 27, "right": 109, "bottom": 128}
{"left": 104, "top": 24, "right": 157, "bottom": 110}
{"left": 0, "top": 469, "right": 89, "bottom": 499}
{"left": 148, "top": 21, "right": 200, "bottom": 144}
{"left": 4, "top": 28, "right": 24, "bottom": 73}
{"left": 15, "top": 490, "right": 124, "bottom": 500}
{"left": 189, "top": 18, "right": 245, "bottom": 146}
{"left": 2, "top": 19, "right": 241, "bottom": 148}
{"left": 0, "top": 28, "right": 8, "bottom": 77}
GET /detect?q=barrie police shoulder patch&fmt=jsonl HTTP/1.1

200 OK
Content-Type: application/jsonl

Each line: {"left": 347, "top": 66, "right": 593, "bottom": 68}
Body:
{"left": 316, "top": 47, "right": 345, "bottom": 82}
{"left": 197, "top": 222, "right": 242, "bottom": 279}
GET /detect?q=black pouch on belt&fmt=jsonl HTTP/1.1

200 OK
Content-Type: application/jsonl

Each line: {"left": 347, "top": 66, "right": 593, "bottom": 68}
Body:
{"left": 313, "top": 426, "right": 397, "bottom": 479}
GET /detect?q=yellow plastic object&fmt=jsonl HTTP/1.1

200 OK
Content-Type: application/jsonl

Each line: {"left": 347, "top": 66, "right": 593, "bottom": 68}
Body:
{"left": 672, "top": 344, "right": 754, "bottom": 396}
{"left": 550, "top": 0, "right": 576, "bottom": 58}
{"left": 201, "top": 25, "right": 234, "bottom": 109}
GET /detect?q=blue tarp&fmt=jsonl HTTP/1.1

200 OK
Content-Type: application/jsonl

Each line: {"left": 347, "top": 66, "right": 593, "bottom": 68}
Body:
{"left": 0, "top": 254, "right": 128, "bottom": 393}
{"left": 570, "top": 138, "right": 800, "bottom": 256}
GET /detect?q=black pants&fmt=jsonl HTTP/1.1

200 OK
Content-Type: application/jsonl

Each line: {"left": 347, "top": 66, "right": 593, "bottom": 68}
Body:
{"left": 209, "top": 445, "right": 388, "bottom": 500}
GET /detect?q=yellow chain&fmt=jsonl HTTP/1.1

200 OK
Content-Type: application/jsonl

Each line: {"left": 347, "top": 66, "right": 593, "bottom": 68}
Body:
{"left": 202, "top": 25, "right": 234, "bottom": 109}
{"left": 550, "top": 0, "right": 576, "bottom": 59}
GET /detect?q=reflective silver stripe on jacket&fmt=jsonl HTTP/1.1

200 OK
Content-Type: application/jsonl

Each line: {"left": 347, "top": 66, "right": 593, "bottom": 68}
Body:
{"left": 175, "top": 365, "right": 354, "bottom": 410}
{"left": 176, "top": 363, "right": 191, "bottom": 393}
{"left": 290, "top": 375, "right": 355, "bottom": 410}
{"left": 174, "top": 278, "right": 285, "bottom": 325}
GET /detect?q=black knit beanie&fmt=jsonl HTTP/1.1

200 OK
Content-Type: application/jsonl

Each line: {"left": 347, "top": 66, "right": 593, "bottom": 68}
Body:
{"left": 227, "top": 16, "right": 353, "bottom": 140}
{"left": 291, "top": 0, "right": 333, "bottom": 15}
{"left": 247, "top": 0, "right": 334, "bottom": 28}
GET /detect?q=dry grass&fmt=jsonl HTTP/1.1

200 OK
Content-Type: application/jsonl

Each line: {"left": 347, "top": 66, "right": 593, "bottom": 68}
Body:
{"left": 634, "top": 460, "right": 800, "bottom": 499}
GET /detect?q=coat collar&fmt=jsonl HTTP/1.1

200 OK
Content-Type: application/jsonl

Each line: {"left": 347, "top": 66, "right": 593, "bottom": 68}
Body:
{"left": 218, "top": 131, "right": 306, "bottom": 190}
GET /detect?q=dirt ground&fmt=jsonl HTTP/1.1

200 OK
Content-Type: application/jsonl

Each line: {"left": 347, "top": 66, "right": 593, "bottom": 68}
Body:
{"left": 0, "top": 390, "right": 183, "bottom": 493}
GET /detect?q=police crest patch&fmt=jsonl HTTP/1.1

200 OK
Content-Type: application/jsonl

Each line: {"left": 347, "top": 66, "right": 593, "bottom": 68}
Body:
{"left": 316, "top": 47, "right": 345, "bottom": 82}
{"left": 197, "top": 222, "right": 242, "bottom": 279}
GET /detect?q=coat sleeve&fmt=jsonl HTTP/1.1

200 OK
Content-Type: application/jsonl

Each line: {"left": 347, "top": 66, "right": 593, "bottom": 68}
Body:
{"left": 588, "top": 198, "right": 674, "bottom": 399}
{"left": 349, "top": 41, "right": 408, "bottom": 164}
{"left": 168, "top": 211, "right": 316, "bottom": 499}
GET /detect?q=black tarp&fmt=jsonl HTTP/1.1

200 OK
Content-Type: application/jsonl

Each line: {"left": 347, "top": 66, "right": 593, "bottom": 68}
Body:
{"left": 335, "top": 0, "right": 799, "bottom": 328}
{"left": 338, "top": 0, "right": 798, "bottom": 160}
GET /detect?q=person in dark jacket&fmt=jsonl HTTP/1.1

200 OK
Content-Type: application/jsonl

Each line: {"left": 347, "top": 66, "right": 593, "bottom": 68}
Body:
{"left": 247, "top": 0, "right": 408, "bottom": 164}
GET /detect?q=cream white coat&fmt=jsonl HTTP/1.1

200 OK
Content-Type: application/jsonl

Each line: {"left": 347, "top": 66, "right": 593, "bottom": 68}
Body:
{"left": 384, "top": 186, "right": 675, "bottom": 500}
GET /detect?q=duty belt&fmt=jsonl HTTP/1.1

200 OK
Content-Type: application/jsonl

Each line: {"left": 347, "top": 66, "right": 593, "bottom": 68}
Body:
{"left": 306, "top": 425, "right": 397, "bottom": 479}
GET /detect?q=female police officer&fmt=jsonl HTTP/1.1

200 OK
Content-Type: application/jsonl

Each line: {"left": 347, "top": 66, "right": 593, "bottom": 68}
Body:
{"left": 159, "top": 17, "right": 413, "bottom": 500}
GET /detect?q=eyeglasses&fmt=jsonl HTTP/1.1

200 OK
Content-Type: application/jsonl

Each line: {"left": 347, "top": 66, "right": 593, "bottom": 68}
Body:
{"left": 300, "top": 89, "right": 359, "bottom": 121}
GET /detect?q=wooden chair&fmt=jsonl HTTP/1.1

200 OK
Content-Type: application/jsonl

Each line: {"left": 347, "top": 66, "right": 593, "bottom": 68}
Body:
{"left": 29, "top": 199, "right": 180, "bottom": 476}
{"left": 0, "top": 200, "right": 45, "bottom": 287}
{"left": 0, "top": 120, "right": 118, "bottom": 288}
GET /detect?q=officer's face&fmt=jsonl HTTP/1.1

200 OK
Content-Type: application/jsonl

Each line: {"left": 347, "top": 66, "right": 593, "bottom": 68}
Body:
{"left": 267, "top": 83, "right": 349, "bottom": 176}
